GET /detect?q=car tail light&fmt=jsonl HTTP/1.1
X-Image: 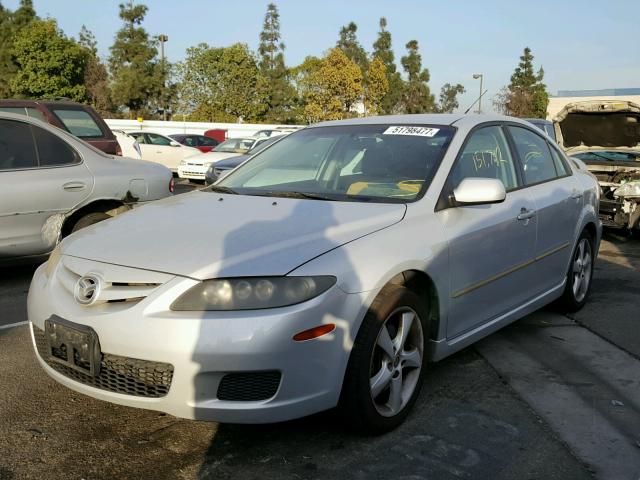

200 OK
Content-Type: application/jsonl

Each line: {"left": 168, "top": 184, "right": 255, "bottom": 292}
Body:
{"left": 115, "top": 143, "right": 123, "bottom": 156}
{"left": 169, "top": 177, "right": 174, "bottom": 193}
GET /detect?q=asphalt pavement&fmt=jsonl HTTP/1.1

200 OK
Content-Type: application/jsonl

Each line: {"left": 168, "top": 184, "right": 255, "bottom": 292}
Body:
{"left": 0, "top": 183, "right": 638, "bottom": 479}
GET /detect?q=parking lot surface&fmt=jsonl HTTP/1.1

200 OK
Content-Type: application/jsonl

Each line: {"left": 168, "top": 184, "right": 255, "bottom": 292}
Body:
{"left": 0, "top": 181, "right": 638, "bottom": 479}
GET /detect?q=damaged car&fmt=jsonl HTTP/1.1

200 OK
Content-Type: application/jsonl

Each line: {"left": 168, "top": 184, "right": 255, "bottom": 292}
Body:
{"left": 554, "top": 100, "right": 640, "bottom": 231}
{"left": 0, "top": 112, "right": 173, "bottom": 263}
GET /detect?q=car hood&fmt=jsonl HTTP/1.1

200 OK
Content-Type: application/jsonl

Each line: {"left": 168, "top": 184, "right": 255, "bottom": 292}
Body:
{"left": 553, "top": 100, "right": 640, "bottom": 153}
{"left": 62, "top": 192, "right": 407, "bottom": 280}
{"left": 187, "top": 152, "right": 241, "bottom": 166}
{"left": 215, "top": 154, "right": 248, "bottom": 169}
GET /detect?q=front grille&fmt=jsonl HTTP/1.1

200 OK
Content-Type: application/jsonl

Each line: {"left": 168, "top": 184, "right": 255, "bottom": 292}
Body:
{"left": 33, "top": 326, "right": 173, "bottom": 398}
{"left": 217, "top": 371, "right": 281, "bottom": 401}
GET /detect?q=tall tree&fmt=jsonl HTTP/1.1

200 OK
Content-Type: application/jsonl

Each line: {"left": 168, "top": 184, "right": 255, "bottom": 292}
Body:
{"left": 109, "top": 2, "right": 162, "bottom": 117}
{"left": 495, "top": 47, "right": 549, "bottom": 118}
{"left": 437, "top": 83, "right": 465, "bottom": 113}
{"left": 10, "top": 19, "right": 87, "bottom": 101}
{"left": 78, "top": 26, "right": 113, "bottom": 115}
{"left": 364, "top": 57, "right": 389, "bottom": 116}
{"left": 400, "top": 40, "right": 435, "bottom": 113}
{"left": 372, "top": 17, "right": 403, "bottom": 114}
{"left": 0, "top": 0, "right": 37, "bottom": 97}
{"left": 177, "top": 43, "right": 267, "bottom": 122}
{"left": 303, "top": 48, "right": 363, "bottom": 123}
{"left": 258, "top": 3, "right": 294, "bottom": 123}
{"left": 336, "top": 22, "right": 369, "bottom": 75}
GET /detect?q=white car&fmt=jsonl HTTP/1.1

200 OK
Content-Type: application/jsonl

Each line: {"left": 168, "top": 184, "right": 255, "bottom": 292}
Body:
{"left": 128, "top": 131, "right": 200, "bottom": 173}
{"left": 0, "top": 113, "right": 173, "bottom": 262}
{"left": 112, "top": 130, "right": 142, "bottom": 159}
{"left": 28, "top": 114, "right": 601, "bottom": 433}
{"left": 178, "top": 137, "right": 266, "bottom": 181}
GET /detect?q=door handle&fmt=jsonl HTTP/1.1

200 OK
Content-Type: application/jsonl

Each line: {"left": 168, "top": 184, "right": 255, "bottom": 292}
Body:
{"left": 517, "top": 208, "right": 536, "bottom": 221}
{"left": 63, "top": 181, "right": 86, "bottom": 192}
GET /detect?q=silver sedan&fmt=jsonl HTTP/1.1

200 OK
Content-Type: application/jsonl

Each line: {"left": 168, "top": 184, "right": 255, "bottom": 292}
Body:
{"left": 28, "top": 114, "right": 601, "bottom": 433}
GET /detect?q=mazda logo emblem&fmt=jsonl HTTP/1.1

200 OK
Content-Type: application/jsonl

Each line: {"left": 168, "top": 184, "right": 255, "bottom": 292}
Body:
{"left": 74, "top": 275, "right": 101, "bottom": 306}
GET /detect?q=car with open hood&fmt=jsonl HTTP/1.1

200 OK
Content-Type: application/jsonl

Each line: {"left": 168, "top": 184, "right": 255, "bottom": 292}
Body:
{"left": 28, "top": 114, "right": 601, "bottom": 433}
{"left": 554, "top": 100, "right": 640, "bottom": 231}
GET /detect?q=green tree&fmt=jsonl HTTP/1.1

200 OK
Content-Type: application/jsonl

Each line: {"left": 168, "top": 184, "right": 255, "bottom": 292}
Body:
{"left": 437, "top": 83, "right": 465, "bottom": 113}
{"left": 258, "top": 3, "right": 295, "bottom": 123}
{"left": 400, "top": 40, "right": 435, "bottom": 113}
{"left": 109, "top": 2, "right": 162, "bottom": 117}
{"left": 178, "top": 43, "right": 267, "bottom": 122}
{"left": 289, "top": 55, "right": 323, "bottom": 122}
{"left": 372, "top": 17, "right": 404, "bottom": 114}
{"left": 495, "top": 47, "right": 549, "bottom": 118}
{"left": 78, "top": 26, "right": 113, "bottom": 115}
{"left": 303, "top": 48, "right": 363, "bottom": 123}
{"left": 364, "top": 57, "right": 389, "bottom": 116}
{"left": 10, "top": 19, "right": 87, "bottom": 101}
{"left": 0, "top": 0, "right": 37, "bottom": 97}
{"left": 336, "top": 22, "right": 369, "bottom": 75}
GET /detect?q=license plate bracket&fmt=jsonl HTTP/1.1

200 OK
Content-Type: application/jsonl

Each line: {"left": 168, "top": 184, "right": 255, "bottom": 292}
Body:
{"left": 44, "top": 315, "right": 102, "bottom": 377}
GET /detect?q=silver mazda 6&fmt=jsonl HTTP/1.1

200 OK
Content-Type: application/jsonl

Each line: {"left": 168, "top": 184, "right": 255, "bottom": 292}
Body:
{"left": 28, "top": 114, "right": 601, "bottom": 433}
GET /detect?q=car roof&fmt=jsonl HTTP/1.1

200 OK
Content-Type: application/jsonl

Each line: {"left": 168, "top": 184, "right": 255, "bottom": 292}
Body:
{"left": 312, "top": 113, "right": 525, "bottom": 129}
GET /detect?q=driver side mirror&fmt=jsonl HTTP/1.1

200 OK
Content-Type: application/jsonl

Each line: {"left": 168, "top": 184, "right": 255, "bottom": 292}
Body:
{"left": 452, "top": 178, "right": 506, "bottom": 206}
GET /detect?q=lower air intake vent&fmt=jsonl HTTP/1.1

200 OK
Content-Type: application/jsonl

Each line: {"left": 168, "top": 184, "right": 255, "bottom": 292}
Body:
{"left": 33, "top": 326, "right": 173, "bottom": 398}
{"left": 217, "top": 371, "right": 281, "bottom": 401}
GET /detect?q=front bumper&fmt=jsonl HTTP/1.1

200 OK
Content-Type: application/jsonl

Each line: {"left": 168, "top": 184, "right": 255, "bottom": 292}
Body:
{"left": 27, "top": 260, "right": 365, "bottom": 423}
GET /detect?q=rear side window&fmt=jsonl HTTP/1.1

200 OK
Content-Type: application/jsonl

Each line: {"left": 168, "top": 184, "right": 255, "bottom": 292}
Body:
{"left": 508, "top": 126, "right": 559, "bottom": 185}
{"left": 26, "top": 108, "right": 47, "bottom": 122}
{"left": 32, "top": 125, "right": 80, "bottom": 166}
{"left": 0, "top": 119, "right": 38, "bottom": 170}
{"left": 52, "top": 109, "right": 103, "bottom": 138}
{"left": 548, "top": 145, "right": 571, "bottom": 176}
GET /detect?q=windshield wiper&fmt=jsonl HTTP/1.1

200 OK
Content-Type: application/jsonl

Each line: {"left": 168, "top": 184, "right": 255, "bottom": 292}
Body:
{"left": 208, "top": 185, "right": 238, "bottom": 194}
{"left": 246, "top": 190, "right": 339, "bottom": 201}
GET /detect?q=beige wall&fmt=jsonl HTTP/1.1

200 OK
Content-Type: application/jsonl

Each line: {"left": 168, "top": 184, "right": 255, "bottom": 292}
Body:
{"left": 547, "top": 95, "right": 640, "bottom": 120}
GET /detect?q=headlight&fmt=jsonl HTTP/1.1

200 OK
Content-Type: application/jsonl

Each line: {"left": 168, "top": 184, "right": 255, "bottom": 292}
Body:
{"left": 170, "top": 276, "right": 336, "bottom": 311}
{"left": 45, "top": 243, "right": 63, "bottom": 277}
{"left": 179, "top": 160, "right": 186, "bottom": 166}
{"left": 614, "top": 181, "right": 640, "bottom": 199}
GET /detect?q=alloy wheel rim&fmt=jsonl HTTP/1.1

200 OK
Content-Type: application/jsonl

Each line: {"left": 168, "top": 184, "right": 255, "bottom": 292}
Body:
{"left": 369, "top": 307, "right": 424, "bottom": 417}
{"left": 572, "top": 238, "right": 592, "bottom": 303}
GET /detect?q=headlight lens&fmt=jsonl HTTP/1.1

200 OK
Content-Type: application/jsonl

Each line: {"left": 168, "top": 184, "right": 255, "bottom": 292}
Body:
{"left": 170, "top": 276, "right": 336, "bottom": 311}
{"left": 45, "top": 243, "right": 63, "bottom": 277}
{"left": 614, "top": 181, "right": 640, "bottom": 199}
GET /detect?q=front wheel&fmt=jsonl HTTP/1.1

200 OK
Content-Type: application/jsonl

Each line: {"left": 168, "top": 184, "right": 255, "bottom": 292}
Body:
{"left": 558, "top": 231, "right": 594, "bottom": 312}
{"left": 339, "top": 285, "right": 429, "bottom": 434}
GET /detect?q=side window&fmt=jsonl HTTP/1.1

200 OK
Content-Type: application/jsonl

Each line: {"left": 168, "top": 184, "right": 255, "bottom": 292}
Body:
{"left": 451, "top": 126, "right": 519, "bottom": 190}
{"left": 183, "top": 136, "right": 196, "bottom": 147}
{"left": 32, "top": 126, "right": 80, "bottom": 166}
{"left": 130, "top": 133, "right": 146, "bottom": 144}
{"left": 0, "top": 107, "right": 27, "bottom": 116}
{"left": 548, "top": 144, "right": 571, "bottom": 176}
{"left": 509, "top": 126, "right": 559, "bottom": 185}
{"left": 200, "top": 136, "right": 218, "bottom": 146}
{"left": 52, "top": 109, "right": 103, "bottom": 138}
{"left": 26, "top": 108, "right": 47, "bottom": 122}
{"left": 147, "top": 133, "right": 172, "bottom": 146}
{"left": 0, "top": 119, "right": 38, "bottom": 170}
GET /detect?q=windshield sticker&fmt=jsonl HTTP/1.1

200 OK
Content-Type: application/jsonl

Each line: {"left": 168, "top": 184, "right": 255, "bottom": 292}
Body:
{"left": 383, "top": 126, "right": 440, "bottom": 137}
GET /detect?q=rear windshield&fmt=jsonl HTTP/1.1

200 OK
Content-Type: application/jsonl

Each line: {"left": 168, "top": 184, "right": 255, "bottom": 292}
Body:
{"left": 219, "top": 124, "right": 455, "bottom": 203}
{"left": 52, "top": 109, "right": 104, "bottom": 138}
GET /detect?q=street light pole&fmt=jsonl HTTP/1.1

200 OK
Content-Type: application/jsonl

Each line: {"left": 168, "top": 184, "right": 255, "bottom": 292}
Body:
{"left": 473, "top": 73, "right": 484, "bottom": 114}
{"left": 158, "top": 34, "right": 169, "bottom": 121}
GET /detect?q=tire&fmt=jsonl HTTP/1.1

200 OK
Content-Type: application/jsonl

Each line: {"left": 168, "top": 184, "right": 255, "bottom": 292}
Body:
{"left": 558, "top": 230, "right": 594, "bottom": 312}
{"left": 71, "top": 212, "right": 111, "bottom": 233}
{"left": 339, "top": 285, "right": 429, "bottom": 434}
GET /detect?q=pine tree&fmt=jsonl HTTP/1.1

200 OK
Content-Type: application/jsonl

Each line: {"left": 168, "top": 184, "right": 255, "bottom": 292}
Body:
{"left": 437, "top": 83, "right": 465, "bottom": 113}
{"left": 258, "top": 3, "right": 294, "bottom": 123}
{"left": 336, "top": 22, "right": 369, "bottom": 75}
{"left": 78, "top": 26, "right": 113, "bottom": 115}
{"left": 400, "top": 40, "right": 435, "bottom": 113}
{"left": 372, "top": 17, "right": 404, "bottom": 114}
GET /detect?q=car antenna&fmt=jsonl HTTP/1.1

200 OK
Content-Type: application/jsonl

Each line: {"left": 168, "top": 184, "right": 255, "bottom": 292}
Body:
{"left": 464, "top": 89, "right": 489, "bottom": 114}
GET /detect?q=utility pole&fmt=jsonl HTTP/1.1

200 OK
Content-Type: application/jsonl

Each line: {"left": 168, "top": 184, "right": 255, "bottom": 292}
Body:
{"left": 158, "top": 34, "right": 169, "bottom": 121}
{"left": 473, "top": 73, "right": 484, "bottom": 114}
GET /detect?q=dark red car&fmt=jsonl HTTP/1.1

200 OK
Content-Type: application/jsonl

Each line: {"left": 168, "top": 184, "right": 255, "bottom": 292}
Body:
{"left": 168, "top": 134, "right": 220, "bottom": 153}
{"left": 0, "top": 99, "right": 119, "bottom": 155}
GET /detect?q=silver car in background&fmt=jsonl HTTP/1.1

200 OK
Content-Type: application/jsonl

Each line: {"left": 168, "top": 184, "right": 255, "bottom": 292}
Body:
{"left": 28, "top": 114, "right": 601, "bottom": 433}
{"left": 0, "top": 113, "right": 173, "bottom": 262}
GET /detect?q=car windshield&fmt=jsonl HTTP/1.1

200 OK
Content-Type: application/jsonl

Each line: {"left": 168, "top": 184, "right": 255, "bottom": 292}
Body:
{"left": 215, "top": 138, "right": 254, "bottom": 153}
{"left": 573, "top": 151, "right": 640, "bottom": 163}
{"left": 218, "top": 124, "right": 454, "bottom": 203}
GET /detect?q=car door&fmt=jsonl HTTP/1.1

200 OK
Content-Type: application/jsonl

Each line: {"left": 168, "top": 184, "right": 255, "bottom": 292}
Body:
{"left": 0, "top": 118, "right": 93, "bottom": 258}
{"left": 436, "top": 125, "right": 538, "bottom": 339}
{"left": 145, "top": 133, "right": 184, "bottom": 171}
{"left": 506, "top": 125, "right": 582, "bottom": 293}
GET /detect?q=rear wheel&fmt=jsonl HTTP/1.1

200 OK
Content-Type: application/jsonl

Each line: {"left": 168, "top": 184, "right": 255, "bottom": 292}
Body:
{"left": 558, "top": 230, "right": 594, "bottom": 312}
{"left": 71, "top": 212, "right": 110, "bottom": 233}
{"left": 340, "top": 285, "right": 428, "bottom": 434}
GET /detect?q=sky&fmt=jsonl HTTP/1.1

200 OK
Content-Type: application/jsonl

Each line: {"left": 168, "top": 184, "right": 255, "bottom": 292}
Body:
{"left": 4, "top": 0, "right": 640, "bottom": 113}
